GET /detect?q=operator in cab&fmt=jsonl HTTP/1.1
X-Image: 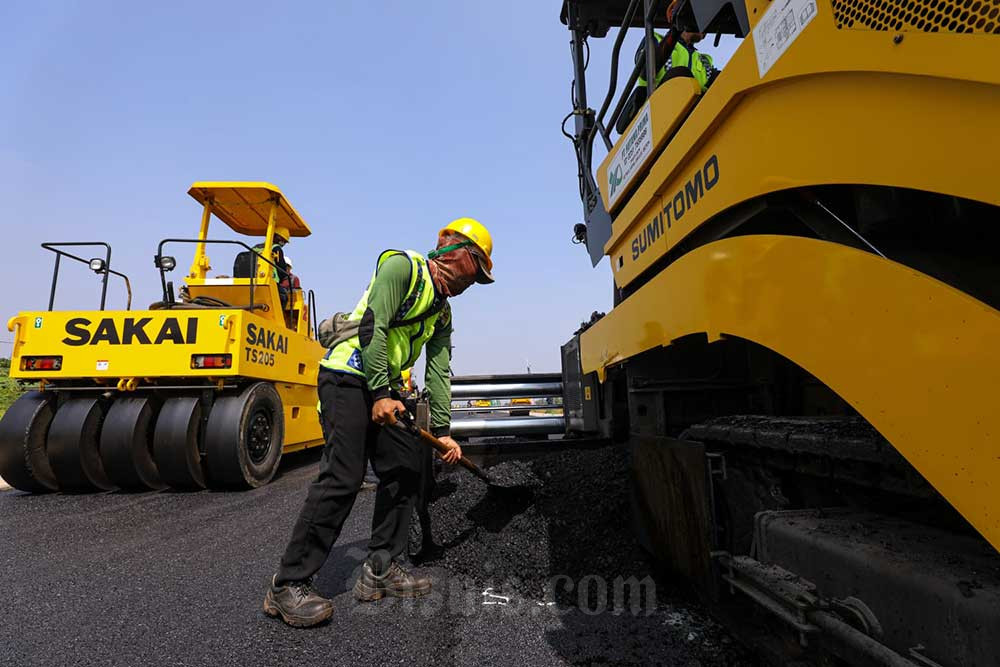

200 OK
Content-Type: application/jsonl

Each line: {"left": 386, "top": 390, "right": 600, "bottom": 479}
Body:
{"left": 254, "top": 226, "right": 293, "bottom": 306}
{"left": 639, "top": 1, "right": 719, "bottom": 94}
{"left": 619, "top": 2, "right": 720, "bottom": 132}
{"left": 263, "top": 218, "right": 495, "bottom": 628}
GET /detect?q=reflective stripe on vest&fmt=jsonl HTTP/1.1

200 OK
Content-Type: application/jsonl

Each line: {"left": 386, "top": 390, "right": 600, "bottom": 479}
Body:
{"left": 320, "top": 249, "right": 441, "bottom": 385}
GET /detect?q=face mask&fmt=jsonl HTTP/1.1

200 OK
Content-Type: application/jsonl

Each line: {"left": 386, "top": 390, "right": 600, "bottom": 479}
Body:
{"left": 430, "top": 246, "right": 478, "bottom": 296}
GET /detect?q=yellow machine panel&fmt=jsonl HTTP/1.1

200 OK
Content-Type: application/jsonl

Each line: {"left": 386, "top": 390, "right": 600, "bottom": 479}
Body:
{"left": 579, "top": 235, "right": 1000, "bottom": 551}
{"left": 560, "top": 1, "right": 1000, "bottom": 661}
{"left": 600, "top": 7, "right": 1000, "bottom": 289}
{"left": 567, "top": 0, "right": 1000, "bottom": 545}
{"left": 8, "top": 310, "right": 323, "bottom": 384}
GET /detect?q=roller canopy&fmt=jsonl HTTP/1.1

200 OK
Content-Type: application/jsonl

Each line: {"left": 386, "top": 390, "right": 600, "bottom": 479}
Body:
{"left": 187, "top": 182, "right": 312, "bottom": 238}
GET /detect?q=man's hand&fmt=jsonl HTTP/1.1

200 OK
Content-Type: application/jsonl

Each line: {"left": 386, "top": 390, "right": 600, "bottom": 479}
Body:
{"left": 437, "top": 435, "right": 463, "bottom": 464}
{"left": 372, "top": 397, "right": 407, "bottom": 425}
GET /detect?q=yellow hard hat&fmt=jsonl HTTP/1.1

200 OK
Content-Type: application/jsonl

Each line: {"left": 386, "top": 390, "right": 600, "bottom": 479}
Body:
{"left": 439, "top": 217, "right": 493, "bottom": 276}
{"left": 273, "top": 225, "right": 291, "bottom": 243}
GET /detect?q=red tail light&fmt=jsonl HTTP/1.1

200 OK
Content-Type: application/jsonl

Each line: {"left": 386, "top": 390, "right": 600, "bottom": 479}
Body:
{"left": 191, "top": 354, "right": 232, "bottom": 369}
{"left": 21, "top": 356, "right": 63, "bottom": 371}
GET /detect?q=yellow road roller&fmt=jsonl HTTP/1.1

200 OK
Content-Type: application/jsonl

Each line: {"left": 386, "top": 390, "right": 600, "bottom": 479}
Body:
{"left": 0, "top": 182, "right": 325, "bottom": 492}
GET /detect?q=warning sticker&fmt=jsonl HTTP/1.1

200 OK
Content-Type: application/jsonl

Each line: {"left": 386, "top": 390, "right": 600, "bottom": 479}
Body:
{"left": 96, "top": 360, "right": 109, "bottom": 371}
{"left": 753, "top": 0, "right": 818, "bottom": 78}
{"left": 607, "top": 104, "right": 653, "bottom": 207}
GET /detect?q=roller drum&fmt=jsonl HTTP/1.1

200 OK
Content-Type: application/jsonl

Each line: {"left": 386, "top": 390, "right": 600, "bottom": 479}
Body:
{"left": 153, "top": 396, "right": 206, "bottom": 489}
{"left": 48, "top": 397, "right": 114, "bottom": 491}
{"left": 0, "top": 392, "right": 58, "bottom": 493}
{"left": 100, "top": 397, "right": 165, "bottom": 491}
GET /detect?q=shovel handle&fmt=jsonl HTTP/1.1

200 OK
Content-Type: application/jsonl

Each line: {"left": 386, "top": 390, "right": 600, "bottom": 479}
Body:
{"left": 414, "top": 429, "right": 492, "bottom": 483}
{"left": 393, "top": 411, "right": 491, "bottom": 483}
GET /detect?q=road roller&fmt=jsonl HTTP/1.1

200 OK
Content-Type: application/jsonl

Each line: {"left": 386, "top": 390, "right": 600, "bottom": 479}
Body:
{"left": 558, "top": 1, "right": 1000, "bottom": 665}
{"left": 0, "top": 182, "right": 325, "bottom": 492}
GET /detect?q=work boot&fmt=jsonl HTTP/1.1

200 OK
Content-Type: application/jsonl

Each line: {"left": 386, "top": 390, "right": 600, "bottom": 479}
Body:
{"left": 353, "top": 560, "right": 431, "bottom": 601}
{"left": 263, "top": 575, "right": 333, "bottom": 628}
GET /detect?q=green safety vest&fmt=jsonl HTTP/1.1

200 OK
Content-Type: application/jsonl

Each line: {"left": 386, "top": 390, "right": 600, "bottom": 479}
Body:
{"left": 321, "top": 249, "right": 443, "bottom": 385}
{"left": 638, "top": 33, "right": 714, "bottom": 92}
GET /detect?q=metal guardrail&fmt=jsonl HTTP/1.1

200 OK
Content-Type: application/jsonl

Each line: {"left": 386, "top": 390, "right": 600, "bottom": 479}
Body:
{"left": 450, "top": 373, "right": 566, "bottom": 439}
{"left": 450, "top": 416, "right": 566, "bottom": 438}
{"left": 451, "top": 382, "right": 563, "bottom": 399}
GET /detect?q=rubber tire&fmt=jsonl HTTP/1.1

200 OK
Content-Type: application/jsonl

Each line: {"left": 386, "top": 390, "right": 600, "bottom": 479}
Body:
{"left": 0, "top": 392, "right": 58, "bottom": 492}
{"left": 204, "top": 382, "right": 283, "bottom": 488}
{"left": 48, "top": 397, "right": 114, "bottom": 491}
{"left": 100, "top": 397, "right": 165, "bottom": 491}
{"left": 153, "top": 397, "right": 206, "bottom": 489}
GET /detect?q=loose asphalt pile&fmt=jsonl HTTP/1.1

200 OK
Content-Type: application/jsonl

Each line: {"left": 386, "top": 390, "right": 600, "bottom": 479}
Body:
{"left": 418, "top": 445, "right": 654, "bottom": 605}
{"left": 413, "top": 445, "right": 759, "bottom": 665}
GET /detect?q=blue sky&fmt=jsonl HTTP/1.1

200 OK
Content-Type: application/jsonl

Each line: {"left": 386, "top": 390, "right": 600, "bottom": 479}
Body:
{"left": 0, "top": 1, "right": 740, "bottom": 374}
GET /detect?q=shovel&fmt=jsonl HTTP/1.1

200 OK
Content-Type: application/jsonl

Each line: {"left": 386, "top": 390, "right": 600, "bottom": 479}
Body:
{"left": 392, "top": 411, "right": 530, "bottom": 493}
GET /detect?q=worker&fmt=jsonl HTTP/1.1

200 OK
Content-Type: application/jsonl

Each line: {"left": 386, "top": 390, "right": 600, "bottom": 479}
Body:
{"left": 618, "top": 3, "right": 719, "bottom": 134}
{"left": 253, "top": 226, "right": 292, "bottom": 307}
{"left": 263, "top": 218, "right": 494, "bottom": 628}
{"left": 253, "top": 226, "right": 291, "bottom": 280}
{"left": 636, "top": 1, "right": 719, "bottom": 94}
{"left": 281, "top": 255, "right": 301, "bottom": 291}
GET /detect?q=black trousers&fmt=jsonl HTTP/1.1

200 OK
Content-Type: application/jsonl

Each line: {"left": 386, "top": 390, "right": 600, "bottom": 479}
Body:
{"left": 276, "top": 369, "right": 422, "bottom": 584}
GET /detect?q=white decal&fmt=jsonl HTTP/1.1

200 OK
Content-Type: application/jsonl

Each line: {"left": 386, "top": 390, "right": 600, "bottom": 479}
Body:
{"left": 481, "top": 588, "right": 510, "bottom": 606}
{"left": 753, "top": 0, "right": 818, "bottom": 77}
{"left": 96, "top": 360, "right": 109, "bottom": 371}
{"left": 607, "top": 104, "right": 654, "bottom": 207}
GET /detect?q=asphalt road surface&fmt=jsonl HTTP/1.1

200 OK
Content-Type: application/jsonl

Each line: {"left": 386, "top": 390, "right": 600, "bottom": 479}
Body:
{"left": 0, "top": 450, "right": 752, "bottom": 667}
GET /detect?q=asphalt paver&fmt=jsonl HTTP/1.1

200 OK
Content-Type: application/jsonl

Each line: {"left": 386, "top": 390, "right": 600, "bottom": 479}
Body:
{"left": 1, "top": 448, "right": 757, "bottom": 666}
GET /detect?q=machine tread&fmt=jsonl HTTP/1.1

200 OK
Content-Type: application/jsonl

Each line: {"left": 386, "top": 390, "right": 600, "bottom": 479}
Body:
{"left": 100, "top": 397, "right": 165, "bottom": 491}
{"left": 204, "top": 382, "right": 284, "bottom": 489}
{"left": 0, "top": 392, "right": 58, "bottom": 492}
{"left": 153, "top": 396, "right": 206, "bottom": 489}
{"left": 47, "top": 397, "right": 114, "bottom": 491}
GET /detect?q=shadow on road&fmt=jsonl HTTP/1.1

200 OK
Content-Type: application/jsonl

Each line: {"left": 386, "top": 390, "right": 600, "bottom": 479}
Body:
{"left": 314, "top": 537, "right": 369, "bottom": 596}
{"left": 276, "top": 445, "right": 325, "bottom": 476}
